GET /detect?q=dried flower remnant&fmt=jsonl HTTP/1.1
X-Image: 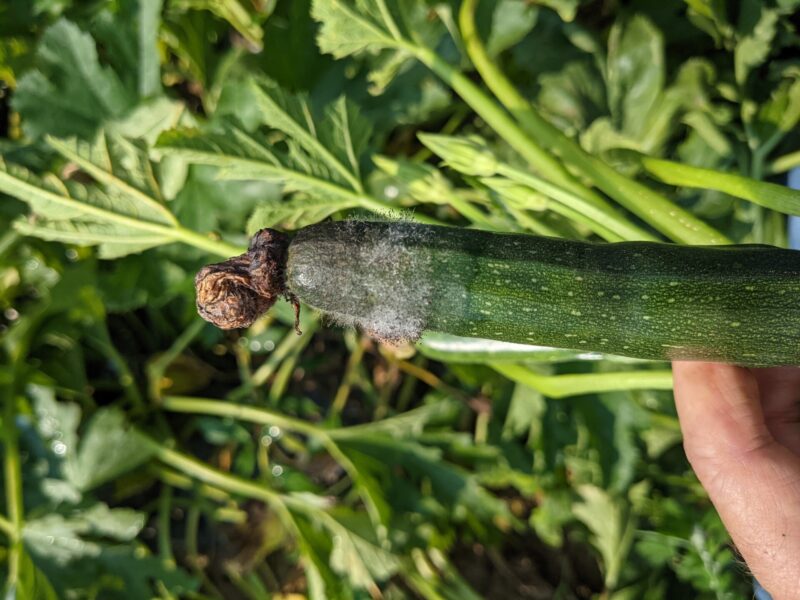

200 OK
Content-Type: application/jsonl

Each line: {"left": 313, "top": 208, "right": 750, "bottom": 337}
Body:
{"left": 195, "top": 229, "right": 301, "bottom": 332}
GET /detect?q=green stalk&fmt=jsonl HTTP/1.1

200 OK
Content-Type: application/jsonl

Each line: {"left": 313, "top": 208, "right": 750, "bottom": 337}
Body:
{"left": 168, "top": 227, "right": 245, "bottom": 258}
{"left": 138, "top": 432, "right": 285, "bottom": 506}
{"left": 158, "top": 485, "right": 176, "bottom": 565}
{"left": 0, "top": 514, "right": 14, "bottom": 539}
{"left": 2, "top": 381, "right": 23, "bottom": 590}
{"left": 494, "top": 163, "right": 659, "bottom": 242}
{"left": 228, "top": 317, "right": 319, "bottom": 402}
{"left": 491, "top": 364, "right": 673, "bottom": 398}
{"left": 162, "top": 396, "right": 322, "bottom": 438}
{"left": 770, "top": 149, "right": 800, "bottom": 175}
{"left": 161, "top": 395, "right": 386, "bottom": 534}
{"left": 86, "top": 321, "right": 145, "bottom": 411}
{"left": 417, "top": 133, "right": 626, "bottom": 239}
{"left": 149, "top": 464, "right": 232, "bottom": 503}
{"left": 641, "top": 156, "right": 800, "bottom": 218}
{"left": 454, "top": 0, "right": 729, "bottom": 245}
{"left": 147, "top": 318, "right": 207, "bottom": 402}
{"left": 405, "top": 44, "right": 613, "bottom": 214}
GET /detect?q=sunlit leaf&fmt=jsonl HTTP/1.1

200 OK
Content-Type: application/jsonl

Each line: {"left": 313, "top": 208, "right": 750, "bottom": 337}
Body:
{"left": 311, "top": 0, "right": 397, "bottom": 59}
{"left": 574, "top": 484, "right": 636, "bottom": 590}
{"left": 63, "top": 408, "right": 153, "bottom": 491}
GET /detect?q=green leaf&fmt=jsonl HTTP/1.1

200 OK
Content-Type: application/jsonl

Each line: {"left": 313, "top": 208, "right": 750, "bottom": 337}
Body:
{"left": 257, "top": 0, "right": 333, "bottom": 90}
{"left": 93, "top": 546, "right": 197, "bottom": 599}
{"left": 483, "top": 0, "right": 539, "bottom": 57}
{"left": 109, "top": 96, "right": 193, "bottom": 147}
{"left": 372, "top": 155, "right": 455, "bottom": 205}
{"left": 319, "top": 96, "right": 373, "bottom": 186}
{"left": 14, "top": 551, "right": 59, "bottom": 600}
{"left": 12, "top": 19, "right": 136, "bottom": 139}
{"left": 312, "top": 0, "right": 449, "bottom": 98}
{"left": 23, "top": 504, "right": 144, "bottom": 565}
{"left": 606, "top": 15, "right": 664, "bottom": 137}
{"left": 537, "top": 60, "right": 607, "bottom": 133}
{"left": 734, "top": 3, "right": 778, "bottom": 86}
{"left": 46, "top": 133, "right": 177, "bottom": 225}
{"left": 157, "top": 126, "right": 355, "bottom": 199}
{"left": 248, "top": 79, "right": 370, "bottom": 190}
{"left": 0, "top": 160, "right": 173, "bottom": 258}
{"left": 573, "top": 485, "right": 636, "bottom": 590}
{"left": 0, "top": 127, "right": 225, "bottom": 257}
{"left": 752, "top": 76, "right": 800, "bottom": 150}
{"left": 336, "top": 435, "right": 511, "bottom": 523}
{"left": 642, "top": 156, "right": 800, "bottom": 216}
{"left": 138, "top": 0, "right": 163, "bottom": 97}
{"left": 677, "top": 526, "right": 739, "bottom": 598}
{"left": 289, "top": 499, "right": 399, "bottom": 591}
{"left": 63, "top": 408, "right": 153, "bottom": 491}
{"left": 533, "top": 0, "right": 584, "bottom": 22}
{"left": 175, "top": 0, "right": 268, "bottom": 49}
{"left": 574, "top": 393, "right": 641, "bottom": 492}
{"left": 97, "top": 252, "right": 187, "bottom": 312}
{"left": 158, "top": 100, "right": 393, "bottom": 227}
{"left": 31, "top": 387, "right": 153, "bottom": 498}
{"left": 311, "top": 0, "right": 398, "bottom": 59}
{"left": 247, "top": 196, "right": 358, "bottom": 232}
{"left": 502, "top": 382, "right": 545, "bottom": 442}
{"left": 327, "top": 515, "right": 398, "bottom": 588}
{"left": 31, "top": 383, "right": 80, "bottom": 464}
{"left": 171, "top": 162, "right": 280, "bottom": 233}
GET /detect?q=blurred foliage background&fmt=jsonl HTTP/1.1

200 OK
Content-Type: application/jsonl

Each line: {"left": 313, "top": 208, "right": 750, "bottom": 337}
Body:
{"left": 1, "top": 0, "right": 800, "bottom": 598}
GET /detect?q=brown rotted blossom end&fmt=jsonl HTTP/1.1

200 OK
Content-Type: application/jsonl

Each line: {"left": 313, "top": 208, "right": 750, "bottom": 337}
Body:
{"left": 195, "top": 229, "right": 301, "bottom": 333}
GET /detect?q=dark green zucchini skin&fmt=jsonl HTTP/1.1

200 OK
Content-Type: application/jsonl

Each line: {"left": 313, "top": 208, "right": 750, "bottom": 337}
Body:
{"left": 286, "top": 221, "right": 800, "bottom": 366}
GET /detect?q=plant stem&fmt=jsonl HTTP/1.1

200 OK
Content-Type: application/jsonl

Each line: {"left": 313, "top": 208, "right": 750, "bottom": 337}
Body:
{"left": 147, "top": 318, "right": 207, "bottom": 402}
{"left": 170, "top": 227, "right": 245, "bottom": 258}
{"left": 769, "top": 149, "right": 800, "bottom": 175}
{"left": 139, "top": 432, "right": 284, "bottom": 505}
{"left": 139, "top": 432, "right": 313, "bottom": 544}
{"left": 455, "top": 0, "right": 730, "bottom": 246}
{"left": 2, "top": 380, "right": 23, "bottom": 589}
{"left": 86, "top": 321, "right": 145, "bottom": 411}
{"left": 404, "top": 43, "right": 610, "bottom": 212}
{"left": 0, "top": 514, "right": 15, "bottom": 539}
{"left": 229, "top": 318, "right": 318, "bottom": 401}
{"left": 162, "top": 396, "right": 322, "bottom": 438}
{"left": 149, "top": 464, "right": 231, "bottom": 503}
{"left": 641, "top": 156, "right": 800, "bottom": 219}
{"left": 330, "top": 334, "right": 367, "bottom": 419}
{"left": 490, "top": 364, "right": 674, "bottom": 398}
{"left": 375, "top": 0, "right": 403, "bottom": 40}
{"left": 495, "top": 164, "right": 659, "bottom": 242}
{"left": 158, "top": 484, "right": 176, "bottom": 565}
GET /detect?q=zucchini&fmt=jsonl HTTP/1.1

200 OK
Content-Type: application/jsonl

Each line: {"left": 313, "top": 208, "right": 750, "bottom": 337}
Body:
{"left": 196, "top": 221, "right": 800, "bottom": 366}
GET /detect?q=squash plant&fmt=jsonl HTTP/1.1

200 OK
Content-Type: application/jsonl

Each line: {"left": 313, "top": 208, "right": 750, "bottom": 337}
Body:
{"left": 2, "top": 0, "right": 800, "bottom": 598}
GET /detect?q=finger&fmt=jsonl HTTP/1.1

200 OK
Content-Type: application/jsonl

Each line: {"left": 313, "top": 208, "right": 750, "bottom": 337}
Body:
{"left": 752, "top": 367, "right": 800, "bottom": 455}
{"left": 672, "top": 362, "right": 769, "bottom": 463}
{"left": 673, "top": 361, "right": 800, "bottom": 598}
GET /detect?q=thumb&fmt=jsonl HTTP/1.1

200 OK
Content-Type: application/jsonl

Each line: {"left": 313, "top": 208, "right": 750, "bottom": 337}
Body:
{"left": 673, "top": 362, "right": 800, "bottom": 599}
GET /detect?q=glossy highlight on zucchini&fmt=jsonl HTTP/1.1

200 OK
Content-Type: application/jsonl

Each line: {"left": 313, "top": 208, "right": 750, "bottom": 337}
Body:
{"left": 196, "top": 221, "right": 800, "bottom": 366}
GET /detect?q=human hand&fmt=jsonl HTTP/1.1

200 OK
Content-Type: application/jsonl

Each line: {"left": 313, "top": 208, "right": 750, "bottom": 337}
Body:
{"left": 673, "top": 362, "right": 800, "bottom": 599}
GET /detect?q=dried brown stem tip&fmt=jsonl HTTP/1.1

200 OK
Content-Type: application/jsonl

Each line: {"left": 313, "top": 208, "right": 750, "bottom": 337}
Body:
{"left": 195, "top": 229, "right": 301, "bottom": 333}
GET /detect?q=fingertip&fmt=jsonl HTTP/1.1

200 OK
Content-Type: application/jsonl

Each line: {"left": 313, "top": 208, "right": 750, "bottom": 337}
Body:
{"left": 672, "top": 361, "right": 768, "bottom": 467}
